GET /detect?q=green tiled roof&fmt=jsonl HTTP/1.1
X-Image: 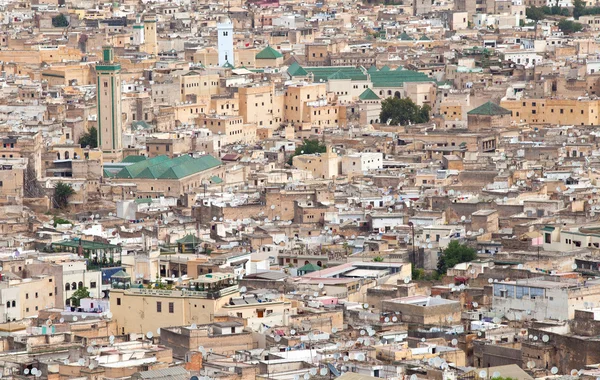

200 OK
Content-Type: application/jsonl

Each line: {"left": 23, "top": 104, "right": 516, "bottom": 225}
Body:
{"left": 256, "top": 46, "right": 283, "bottom": 59}
{"left": 298, "top": 263, "right": 321, "bottom": 273}
{"left": 122, "top": 155, "right": 147, "bottom": 163}
{"left": 359, "top": 88, "right": 380, "bottom": 100}
{"left": 211, "top": 175, "right": 223, "bottom": 184}
{"left": 289, "top": 66, "right": 368, "bottom": 82}
{"left": 114, "top": 155, "right": 222, "bottom": 180}
{"left": 369, "top": 68, "right": 433, "bottom": 88}
{"left": 379, "top": 65, "right": 391, "bottom": 72}
{"left": 103, "top": 168, "right": 116, "bottom": 178}
{"left": 287, "top": 62, "right": 308, "bottom": 76}
{"left": 367, "top": 65, "right": 378, "bottom": 73}
{"left": 419, "top": 34, "right": 431, "bottom": 41}
{"left": 398, "top": 32, "right": 414, "bottom": 41}
{"left": 132, "top": 120, "right": 152, "bottom": 130}
{"left": 135, "top": 197, "right": 153, "bottom": 204}
{"left": 467, "top": 101, "right": 511, "bottom": 116}
{"left": 177, "top": 234, "right": 200, "bottom": 244}
{"left": 222, "top": 61, "right": 235, "bottom": 69}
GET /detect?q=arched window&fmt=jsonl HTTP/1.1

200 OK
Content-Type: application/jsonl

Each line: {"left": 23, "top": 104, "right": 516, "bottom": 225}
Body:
{"left": 11, "top": 301, "right": 15, "bottom": 307}
{"left": 317, "top": 261, "right": 322, "bottom": 267}
{"left": 65, "top": 283, "right": 70, "bottom": 291}
{"left": 6, "top": 302, "right": 9, "bottom": 309}
{"left": 65, "top": 151, "right": 70, "bottom": 159}
{"left": 394, "top": 91, "right": 401, "bottom": 99}
{"left": 57, "top": 152, "right": 61, "bottom": 160}
{"left": 387, "top": 90, "right": 392, "bottom": 96}
{"left": 305, "top": 261, "right": 309, "bottom": 265}
{"left": 71, "top": 282, "right": 77, "bottom": 290}
{"left": 78, "top": 281, "right": 83, "bottom": 289}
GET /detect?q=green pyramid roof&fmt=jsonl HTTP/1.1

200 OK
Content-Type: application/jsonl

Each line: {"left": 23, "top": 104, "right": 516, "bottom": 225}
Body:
{"left": 419, "top": 34, "right": 431, "bottom": 41}
{"left": 287, "top": 62, "right": 308, "bottom": 76}
{"left": 467, "top": 101, "right": 512, "bottom": 116}
{"left": 111, "top": 270, "right": 130, "bottom": 279}
{"left": 256, "top": 46, "right": 283, "bottom": 59}
{"left": 398, "top": 32, "right": 414, "bottom": 41}
{"left": 359, "top": 88, "right": 380, "bottom": 100}
{"left": 222, "top": 61, "right": 235, "bottom": 69}
{"left": 298, "top": 263, "right": 321, "bottom": 273}
{"left": 177, "top": 234, "right": 200, "bottom": 244}
{"left": 367, "top": 65, "right": 379, "bottom": 73}
{"left": 379, "top": 65, "right": 391, "bottom": 72}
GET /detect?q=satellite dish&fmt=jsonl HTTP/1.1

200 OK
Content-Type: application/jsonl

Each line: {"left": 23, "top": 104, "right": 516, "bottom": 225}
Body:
{"left": 320, "top": 368, "right": 328, "bottom": 376}
{"left": 318, "top": 283, "right": 324, "bottom": 289}
{"left": 542, "top": 335, "right": 549, "bottom": 342}
{"left": 451, "top": 339, "right": 458, "bottom": 345}
{"left": 146, "top": 331, "right": 153, "bottom": 339}
{"left": 551, "top": 367, "right": 558, "bottom": 374}
{"left": 479, "top": 370, "right": 487, "bottom": 378}
{"left": 291, "top": 329, "right": 296, "bottom": 335}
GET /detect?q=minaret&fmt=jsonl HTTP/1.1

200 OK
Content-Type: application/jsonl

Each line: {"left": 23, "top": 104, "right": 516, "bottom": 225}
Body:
{"left": 217, "top": 16, "right": 234, "bottom": 67}
{"left": 133, "top": 14, "right": 145, "bottom": 47}
{"left": 96, "top": 46, "right": 123, "bottom": 163}
{"left": 143, "top": 14, "right": 158, "bottom": 56}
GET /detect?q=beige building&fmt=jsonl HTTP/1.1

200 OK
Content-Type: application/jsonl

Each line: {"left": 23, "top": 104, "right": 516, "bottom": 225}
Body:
{"left": 197, "top": 115, "right": 257, "bottom": 145}
{"left": 292, "top": 146, "right": 341, "bottom": 179}
{"left": 238, "top": 83, "right": 284, "bottom": 128}
{"left": 110, "top": 273, "right": 239, "bottom": 334}
{"left": 501, "top": 98, "right": 600, "bottom": 125}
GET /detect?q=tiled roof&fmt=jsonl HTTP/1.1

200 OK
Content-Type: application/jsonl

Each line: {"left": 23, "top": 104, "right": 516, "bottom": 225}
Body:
{"left": 287, "top": 62, "right": 308, "bottom": 76}
{"left": 398, "top": 31, "right": 414, "bottom": 41}
{"left": 359, "top": 88, "right": 380, "bottom": 100}
{"left": 256, "top": 45, "right": 283, "bottom": 59}
{"left": 467, "top": 101, "right": 512, "bottom": 116}
{"left": 114, "top": 155, "right": 221, "bottom": 180}
{"left": 289, "top": 66, "right": 368, "bottom": 82}
{"left": 369, "top": 67, "right": 433, "bottom": 88}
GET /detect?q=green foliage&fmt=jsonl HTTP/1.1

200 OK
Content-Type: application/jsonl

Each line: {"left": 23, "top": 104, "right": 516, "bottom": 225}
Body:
{"left": 52, "top": 14, "right": 69, "bottom": 27}
{"left": 437, "top": 240, "right": 477, "bottom": 275}
{"left": 78, "top": 126, "right": 98, "bottom": 149}
{"left": 373, "top": 256, "right": 384, "bottom": 262}
{"left": 54, "top": 182, "right": 75, "bottom": 209}
{"left": 526, "top": 6, "right": 546, "bottom": 20}
{"left": 380, "top": 97, "right": 431, "bottom": 126}
{"left": 557, "top": 19, "right": 584, "bottom": 34}
{"left": 412, "top": 267, "right": 441, "bottom": 281}
{"left": 287, "top": 139, "right": 327, "bottom": 165}
{"left": 526, "top": 5, "right": 570, "bottom": 20}
{"left": 70, "top": 286, "right": 90, "bottom": 307}
{"left": 53, "top": 217, "right": 72, "bottom": 227}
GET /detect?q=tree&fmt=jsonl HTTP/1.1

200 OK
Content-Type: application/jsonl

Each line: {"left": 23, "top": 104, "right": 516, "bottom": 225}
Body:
{"left": 573, "top": 0, "right": 585, "bottom": 18}
{"left": 287, "top": 139, "right": 327, "bottom": 165}
{"left": 379, "top": 97, "right": 431, "bottom": 126}
{"left": 78, "top": 126, "right": 98, "bottom": 149}
{"left": 52, "top": 14, "right": 69, "bottom": 27}
{"left": 557, "top": 19, "right": 583, "bottom": 34}
{"left": 70, "top": 286, "right": 90, "bottom": 307}
{"left": 437, "top": 240, "right": 477, "bottom": 275}
{"left": 54, "top": 182, "right": 75, "bottom": 209}
{"left": 373, "top": 256, "right": 384, "bottom": 262}
{"left": 526, "top": 6, "right": 546, "bottom": 20}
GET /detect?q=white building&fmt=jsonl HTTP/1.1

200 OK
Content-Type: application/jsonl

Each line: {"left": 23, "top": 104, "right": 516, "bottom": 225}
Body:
{"left": 341, "top": 152, "right": 383, "bottom": 176}
{"left": 492, "top": 278, "right": 600, "bottom": 321}
{"left": 217, "top": 16, "right": 234, "bottom": 67}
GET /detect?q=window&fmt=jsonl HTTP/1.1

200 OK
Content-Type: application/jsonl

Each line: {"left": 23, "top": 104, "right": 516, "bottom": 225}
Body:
{"left": 117, "top": 298, "right": 121, "bottom": 306}
{"left": 157, "top": 302, "right": 162, "bottom": 313}
{"left": 25, "top": 293, "right": 28, "bottom": 300}
{"left": 65, "top": 283, "right": 70, "bottom": 291}
{"left": 169, "top": 302, "right": 174, "bottom": 313}
{"left": 90, "top": 282, "right": 96, "bottom": 289}
{"left": 35, "top": 292, "right": 38, "bottom": 298}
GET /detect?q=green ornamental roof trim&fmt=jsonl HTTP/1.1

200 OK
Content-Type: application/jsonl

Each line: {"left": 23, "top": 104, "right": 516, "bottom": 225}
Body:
{"left": 256, "top": 45, "right": 284, "bottom": 59}
{"left": 359, "top": 88, "right": 380, "bottom": 100}
{"left": 467, "top": 101, "right": 512, "bottom": 116}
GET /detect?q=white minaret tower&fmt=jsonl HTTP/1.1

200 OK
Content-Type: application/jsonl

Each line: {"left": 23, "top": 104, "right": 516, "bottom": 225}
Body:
{"left": 217, "top": 16, "right": 234, "bottom": 67}
{"left": 132, "top": 14, "right": 145, "bottom": 46}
